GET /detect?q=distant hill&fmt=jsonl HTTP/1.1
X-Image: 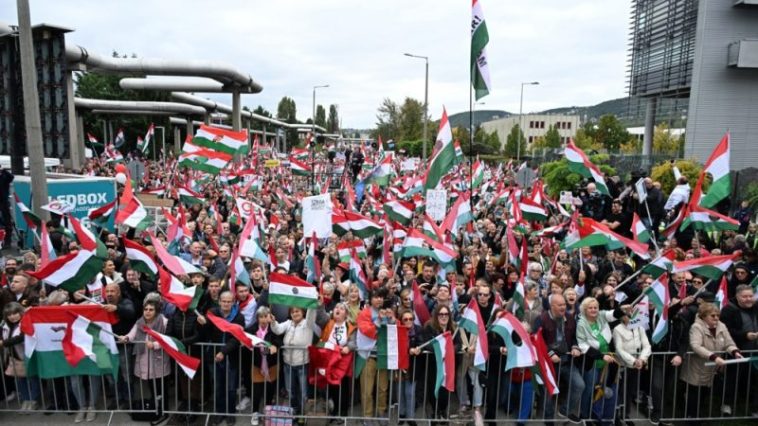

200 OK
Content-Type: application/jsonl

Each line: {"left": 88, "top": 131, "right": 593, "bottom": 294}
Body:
{"left": 447, "top": 110, "right": 510, "bottom": 129}
{"left": 540, "top": 97, "right": 631, "bottom": 121}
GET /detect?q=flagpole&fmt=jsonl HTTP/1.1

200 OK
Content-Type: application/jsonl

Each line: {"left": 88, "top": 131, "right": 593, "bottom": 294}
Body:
{"left": 469, "top": 59, "right": 475, "bottom": 217}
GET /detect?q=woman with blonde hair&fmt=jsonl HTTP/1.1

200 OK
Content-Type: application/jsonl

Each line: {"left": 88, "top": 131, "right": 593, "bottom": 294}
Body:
{"left": 681, "top": 303, "right": 741, "bottom": 418}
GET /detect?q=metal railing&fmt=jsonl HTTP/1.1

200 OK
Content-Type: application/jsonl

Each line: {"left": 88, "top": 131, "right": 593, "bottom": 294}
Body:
{"left": 1, "top": 343, "right": 756, "bottom": 424}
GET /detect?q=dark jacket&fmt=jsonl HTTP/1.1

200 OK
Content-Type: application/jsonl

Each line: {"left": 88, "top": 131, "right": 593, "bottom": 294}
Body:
{"left": 536, "top": 310, "right": 578, "bottom": 360}
{"left": 111, "top": 298, "right": 137, "bottom": 336}
{"left": 166, "top": 308, "right": 202, "bottom": 349}
{"left": 202, "top": 307, "right": 244, "bottom": 360}
{"left": 720, "top": 302, "right": 758, "bottom": 351}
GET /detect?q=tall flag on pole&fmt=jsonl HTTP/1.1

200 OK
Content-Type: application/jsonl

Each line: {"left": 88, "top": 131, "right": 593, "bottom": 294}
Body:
{"left": 139, "top": 124, "right": 154, "bottom": 155}
{"left": 471, "top": 0, "right": 491, "bottom": 100}
{"left": 424, "top": 107, "right": 455, "bottom": 190}
{"left": 697, "top": 132, "right": 731, "bottom": 209}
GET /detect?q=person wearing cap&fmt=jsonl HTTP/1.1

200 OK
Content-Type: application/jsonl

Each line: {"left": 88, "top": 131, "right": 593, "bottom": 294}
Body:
{"left": 728, "top": 263, "right": 752, "bottom": 302}
{"left": 681, "top": 303, "right": 742, "bottom": 418}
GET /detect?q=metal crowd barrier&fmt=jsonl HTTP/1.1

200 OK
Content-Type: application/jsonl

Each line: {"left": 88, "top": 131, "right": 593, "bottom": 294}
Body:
{"left": 0, "top": 343, "right": 756, "bottom": 425}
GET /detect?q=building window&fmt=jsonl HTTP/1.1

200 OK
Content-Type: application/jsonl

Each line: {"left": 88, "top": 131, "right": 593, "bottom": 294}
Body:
{"left": 528, "top": 136, "right": 534, "bottom": 143}
{"left": 540, "top": 121, "right": 545, "bottom": 129}
{"left": 567, "top": 122, "right": 572, "bottom": 130}
{"left": 529, "top": 121, "right": 534, "bottom": 129}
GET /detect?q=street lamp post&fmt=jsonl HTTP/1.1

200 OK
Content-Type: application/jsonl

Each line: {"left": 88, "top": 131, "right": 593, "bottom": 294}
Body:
{"left": 404, "top": 53, "right": 429, "bottom": 159}
{"left": 518, "top": 81, "right": 539, "bottom": 162}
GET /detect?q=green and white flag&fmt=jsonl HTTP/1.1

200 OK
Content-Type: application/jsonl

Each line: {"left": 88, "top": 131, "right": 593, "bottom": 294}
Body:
{"left": 424, "top": 107, "right": 455, "bottom": 190}
{"left": 471, "top": 0, "right": 491, "bottom": 100}
{"left": 697, "top": 132, "right": 730, "bottom": 209}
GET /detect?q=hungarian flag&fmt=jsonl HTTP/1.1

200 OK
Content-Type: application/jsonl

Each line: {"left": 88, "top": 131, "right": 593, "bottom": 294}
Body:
{"left": 715, "top": 276, "right": 728, "bottom": 309}
{"left": 430, "top": 331, "right": 456, "bottom": 396}
{"left": 488, "top": 311, "right": 537, "bottom": 371}
{"left": 471, "top": 0, "right": 491, "bottom": 100}
{"left": 305, "top": 233, "right": 321, "bottom": 285}
{"left": 192, "top": 124, "right": 248, "bottom": 155}
{"left": 697, "top": 132, "right": 731, "bottom": 209}
{"left": 268, "top": 272, "right": 319, "bottom": 309}
{"left": 113, "top": 129, "right": 125, "bottom": 148}
{"left": 40, "top": 224, "right": 57, "bottom": 266}
{"left": 401, "top": 229, "right": 457, "bottom": 267}
{"left": 422, "top": 213, "right": 445, "bottom": 242}
{"left": 680, "top": 203, "right": 739, "bottom": 232}
{"left": 471, "top": 159, "right": 485, "bottom": 189}
{"left": 519, "top": 197, "right": 548, "bottom": 222}
{"left": 159, "top": 267, "right": 203, "bottom": 312}
{"left": 532, "top": 329, "right": 559, "bottom": 396}
{"left": 308, "top": 343, "right": 354, "bottom": 387}
{"left": 363, "top": 155, "right": 394, "bottom": 187}
{"left": 641, "top": 250, "right": 676, "bottom": 279}
{"left": 672, "top": 252, "right": 740, "bottom": 281}
{"left": 441, "top": 191, "right": 473, "bottom": 234}
{"left": 458, "top": 299, "right": 489, "bottom": 370}
{"left": 424, "top": 107, "right": 455, "bottom": 190}
{"left": 337, "top": 240, "right": 366, "bottom": 263}
{"left": 179, "top": 147, "right": 232, "bottom": 175}
{"left": 290, "top": 147, "right": 310, "bottom": 161}
{"left": 140, "top": 124, "right": 154, "bottom": 154}
{"left": 142, "top": 326, "right": 200, "bottom": 379}
{"left": 411, "top": 281, "right": 431, "bottom": 326}
{"left": 14, "top": 193, "right": 42, "bottom": 229}
{"left": 349, "top": 249, "right": 369, "bottom": 299}
{"left": 206, "top": 311, "right": 269, "bottom": 349}
{"left": 644, "top": 274, "right": 670, "bottom": 344}
{"left": 564, "top": 140, "right": 610, "bottom": 196}
{"left": 662, "top": 204, "right": 688, "bottom": 240}
{"left": 376, "top": 324, "right": 409, "bottom": 370}
{"left": 229, "top": 246, "right": 251, "bottom": 287}
{"left": 631, "top": 212, "right": 651, "bottom": 243}
{"left": 177, "top": 186, "right": 204, "bottom": 206}
{"left": 87, "top": 200, "right": 116, "bottom": 230}
{"left": 85, "top": 133, "right": 103, "bottom": 148}
{"left": 383, "top": 199, "right": 414, "bottom": 226}
{"left": 564, "top": 217, "right": 649, "bottom": 259}
{"left": 332, "top": 210, "right": 382, "bottom": 238}
{"left": 61, "top": 312, "right": 117, "bottom": 377}
{"left": 27, "top": 247, "right": 103, "bottom": 292}
{"left": 123, "top": 237, "right": 158, "bottom": 279}
{"left": 21, "top": 305, "right": 119, "bottom": 378}
{"left": 290, "top": 158, "right": 311, "bottom": 176}
{"left": 150, "top": 235, "right": 201, "bottom": 276}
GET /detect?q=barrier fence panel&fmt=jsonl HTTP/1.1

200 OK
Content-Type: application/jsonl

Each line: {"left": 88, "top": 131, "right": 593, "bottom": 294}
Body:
{"left": 1, "top": 342, "right": 756, "bottom": 424}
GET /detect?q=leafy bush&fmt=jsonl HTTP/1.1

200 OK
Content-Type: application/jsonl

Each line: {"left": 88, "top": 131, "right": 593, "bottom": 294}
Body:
{"left": 541, "top": 155, "right": 616, "bottom": 198}
{"left": 650, "top": 159, "right": 704, "bottom": 196}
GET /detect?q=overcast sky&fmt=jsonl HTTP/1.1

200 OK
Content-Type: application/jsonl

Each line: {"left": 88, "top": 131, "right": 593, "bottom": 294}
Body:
{"left": 4, "top": 0, "right": 630, "bottom": 129}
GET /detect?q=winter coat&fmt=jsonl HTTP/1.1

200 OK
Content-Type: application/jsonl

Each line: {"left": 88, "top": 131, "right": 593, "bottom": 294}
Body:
{"left": 576, "top": 307, "right": 623, "bottom": 370}
{"left": 681, "top": 317, "right": 739, "bottom": 387}
{"left": 612, "top": 321, "right": 651, "bottom": 368}
{"left": 270, "top": 308, "right": 317, "bottom": 366}
{"left": 125, "top": 315, "right": 171, "bottom": 380}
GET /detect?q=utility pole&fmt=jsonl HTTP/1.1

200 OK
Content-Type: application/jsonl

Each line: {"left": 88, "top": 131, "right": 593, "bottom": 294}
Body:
{"left": 17, "top": 0, "right": 49, "bottom": 220}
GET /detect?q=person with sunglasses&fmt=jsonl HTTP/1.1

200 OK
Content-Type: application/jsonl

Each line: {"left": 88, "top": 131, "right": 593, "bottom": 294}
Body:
{"left": 398, "top": 309, "right": 423, "bottom": 426}
{"left": 414, "top": 304, "right": 461, "bottom": 420}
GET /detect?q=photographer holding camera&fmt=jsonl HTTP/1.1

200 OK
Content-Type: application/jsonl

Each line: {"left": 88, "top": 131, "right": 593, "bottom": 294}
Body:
{"left": 578, "top": 182, "right": 609, "bottom": 221}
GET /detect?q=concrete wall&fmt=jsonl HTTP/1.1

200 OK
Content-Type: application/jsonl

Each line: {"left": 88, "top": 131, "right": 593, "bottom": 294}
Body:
{"left": 685, "top": 1, "right": 758, "bottom": 169}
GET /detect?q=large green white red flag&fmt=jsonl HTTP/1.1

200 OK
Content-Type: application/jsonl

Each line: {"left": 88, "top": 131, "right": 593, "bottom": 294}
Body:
{"left": 376, "top": 324, "right": 409, "bottom": 370}
{"left": 430, "top": 331, "right": 456, "bottom": 397}
{"left": 458, "top": 298, "right": 489, "bottom": 370}
{"left": 441, "top": 191, "right": 473, "bottom": 233}
{"left": 142, "top": 326, "right": 200, "bottom": 379}
{"left": 159, "top": 267, "right": 203, "bottom": 312}
{"left": 564, "top": 140, "right": 610, "bottom": 195}
{"left": 150, "top": 235, "right": 201, "bottom": 276}
{"left": 424, "top": 107, "right": 455, "bottom": 190}
{"left": 671, "top": 252, "right": 740, "bottom": 281}
{"left": 21, "top": 305, "right": 119, "bottom": 378}
{"left": 488, "top": 311, "right": 537, "bottom": 371}
{"left": 332, "top": 210, "right": 382, "bottom": 238}
{"left": 631, "top": 212, "right": 651, "bottom": 243}
{"left": 192, "top": 124, "right": 248, "bottom": 155}
{"left": 641, "top": 249, "right": 676, "bottom": 279}
{"left": 268, "top": 272, "right": 319, "bottom": 309}
{"left": 206, "top": 311, "right": 270, "bottom": 349}
{"left": 123, "top": 237, "right": 158, "bottom": 279}
{"left": 383, "top": 199, "right": 414, "bottom": 225}
{"left": 680, "top": 203, "right": 739, "bottom": 232}
{"left": 697, "top": 132, "right": 730, "bottom": 209}
{"left": 471, "top": 0, "right": 491, "bottom": 100}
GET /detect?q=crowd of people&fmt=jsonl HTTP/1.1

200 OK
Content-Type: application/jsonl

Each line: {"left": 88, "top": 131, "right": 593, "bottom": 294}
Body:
{"left": 0, "top": 141, "right": 757, "bottom": 426}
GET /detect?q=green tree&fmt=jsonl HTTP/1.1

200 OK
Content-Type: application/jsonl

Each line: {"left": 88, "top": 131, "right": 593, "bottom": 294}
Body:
{"left": 327, "top": 104, "right": 339, "bottom": 133}
{"left": 650, "top": 159, "right": 704, "bottom": 196}
{"left": 373, "top": 98, "right": 400, "bottom": 140}
{"left": 619, "top": 136, "right": 641, "bottom": 154}
{"left": 541, "top": 154, "right": 616, "bottom": 198}
{"left": 653, "top": 123, "right": 682, "bottom": 155}
{"left": 315, "top": 105, "right": 326, "bottom": 129}
{"left": 276, "top": 96, "right": 299, "bottom": 146}
{"left": 398, "top": 97, "right": 425, "bottom": 141}
{"left": 503, "top": 124, "right": 527, "bottom": 159}
{"left": 593, "top": 114, "right": 630, "bottom": 152}
{"left": 543, "top": 125, "right": 561, "bottom": 149}
{"left": 248, "top": 106, "right": 272, "bottom": 132}
{"left": 573, "top": 128, "right": 603, "bottom": 152}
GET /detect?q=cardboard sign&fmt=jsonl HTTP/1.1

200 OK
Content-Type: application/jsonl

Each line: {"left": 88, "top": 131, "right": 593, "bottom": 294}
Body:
{"left": 426, "top": 189, "right": 448, "bottom": 222}
{"left": 302, "top": 193, "right": 333, "bottom": 238}
{"left": 265, "top": 159, "right": 281, "bottom": 168}
{"left": 401, "top": 158, "right": 419, "bottom": 171}
{"left": 635, "top": 178, "right": 647, "bottom": 203}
